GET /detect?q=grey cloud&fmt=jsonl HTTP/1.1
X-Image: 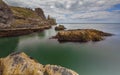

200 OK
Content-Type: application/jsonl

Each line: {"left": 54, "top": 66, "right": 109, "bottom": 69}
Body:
{"left": 4, "top": 0, "right": 120, "bottom": 23}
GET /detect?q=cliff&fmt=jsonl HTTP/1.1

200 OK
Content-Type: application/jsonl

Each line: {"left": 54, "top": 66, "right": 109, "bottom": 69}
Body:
{"left": 0, "top": 52, "right": 79, "bottom": 75}
{"left": 0, "top": 0, "right": 13, "bottom": 28}
{"left": 0, "top": 0, "right": 57, "bottom": 29}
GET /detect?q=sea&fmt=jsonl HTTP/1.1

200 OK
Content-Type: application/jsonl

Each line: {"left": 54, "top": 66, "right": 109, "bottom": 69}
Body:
{"left": 0, "top": 23, "right": 120, "bottom": 75}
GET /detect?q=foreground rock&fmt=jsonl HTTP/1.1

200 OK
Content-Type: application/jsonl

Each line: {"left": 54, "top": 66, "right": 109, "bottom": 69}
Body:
{"left": 55, "top": 25, "right": 66, "bottom": 31}
{"left": 0, "top": 52, "right": 79, "bottom": 75}
{"left": 53, "top": 29, "right": 112, "bottom": 42}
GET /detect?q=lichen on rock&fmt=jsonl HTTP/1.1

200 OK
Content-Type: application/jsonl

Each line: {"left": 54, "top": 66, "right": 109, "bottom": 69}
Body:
{"left": 52, "top": 29, "right": 113, "bottom": 42}
{"left": 0, "top": 52, "right": 79, "bottom": 75}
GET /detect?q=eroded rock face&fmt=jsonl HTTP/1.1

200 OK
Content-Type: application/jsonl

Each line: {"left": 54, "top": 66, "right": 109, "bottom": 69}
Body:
{"left": 55, "top": 25, "right": 66, "bottom": 31}
{"left": 35, "top": 8, "right": 46, "bottom": 20}
{"left": 53, "top": 29, "right": 112, "bottom": 42}
{"left": 0, "top": 0, "right": 13, "bottom": 27}
{"left": 0, "top": 0, "right": 57, "bottom": 29}
{"left": 0, "top": 52, "right": 79, "bottom": 75}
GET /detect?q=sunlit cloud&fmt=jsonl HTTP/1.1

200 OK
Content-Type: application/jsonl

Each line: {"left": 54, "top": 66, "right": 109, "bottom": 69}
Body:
{"left": 4, "top": 0, "right": 120, "bottom": 23}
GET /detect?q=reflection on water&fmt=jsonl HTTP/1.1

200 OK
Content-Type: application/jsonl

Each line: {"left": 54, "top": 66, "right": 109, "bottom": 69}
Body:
{"left": 0, "top": 24, "right": 120, "bottom": 75}
{"left": 0, "top": 37, "right": 19, "bottom": 57}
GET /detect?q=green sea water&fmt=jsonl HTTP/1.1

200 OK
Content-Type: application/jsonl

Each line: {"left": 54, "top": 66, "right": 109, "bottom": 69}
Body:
{"left": 0, "top": 23, "right": 120, "bottom": 75}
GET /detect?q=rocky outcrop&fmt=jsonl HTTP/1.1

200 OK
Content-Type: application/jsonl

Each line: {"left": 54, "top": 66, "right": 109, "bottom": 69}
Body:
{"left": 0, "top": 0, "right": 13, "bottom": 28}
{"left": 0, "top": 25, "right": 51, "bottom": 37}
{"left": 35, "top": 8, "right": 46, "bottom": 20}
{"left": 53, "top": 29, "right": 112, "bottom": 42}
{"left": 55, "top": 25, "right": 66, "bottom": 31}
{"left": 0, "top": 0, "right": 57, "bottom": 29}
{"left": 0, "top": 0, "right": 57, "bottom": 37}
{"left": 0, "top": 52, "right": 79, "bottom": 75}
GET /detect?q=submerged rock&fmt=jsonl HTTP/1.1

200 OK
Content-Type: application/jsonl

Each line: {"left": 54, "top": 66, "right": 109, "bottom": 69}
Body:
{"left": 55, "top": 25, "right": 66, "bottom": 31}
{"left": 0, "top": 52, "right": 79, "bottom": 75}
{"left": 53, "top": 29, "right": 112, "bottom": 42}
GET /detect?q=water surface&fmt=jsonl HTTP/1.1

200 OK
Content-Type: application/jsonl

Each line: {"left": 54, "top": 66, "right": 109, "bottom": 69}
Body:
{"left": 0, "top": 23, "right": 120, "bottom": 75}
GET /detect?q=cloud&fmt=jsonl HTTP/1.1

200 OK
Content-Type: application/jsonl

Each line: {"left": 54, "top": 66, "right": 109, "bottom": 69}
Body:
{"left": 4, "top": 0, "right": 120, "bottom": 23}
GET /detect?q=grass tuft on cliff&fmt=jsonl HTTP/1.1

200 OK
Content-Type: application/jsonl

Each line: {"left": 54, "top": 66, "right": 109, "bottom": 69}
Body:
{"left": 10, "top": 6, "right": 38, "bottom": 18}
{"left": 0, "top": 0, "right": 3, "bottom": 4}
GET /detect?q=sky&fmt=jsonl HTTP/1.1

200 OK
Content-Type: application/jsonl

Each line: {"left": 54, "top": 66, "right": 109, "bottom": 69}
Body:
{"left": 3, "top": 0, "right": 120, "bottom": 23}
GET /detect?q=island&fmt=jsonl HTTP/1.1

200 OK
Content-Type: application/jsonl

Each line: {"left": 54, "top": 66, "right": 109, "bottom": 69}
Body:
{"left": 0, "top": 0, "right": 57, "bottom": 37}
{"left": 52, "top": 29, "right": 113, "bottom": 42}
{"left": 0, "top": 52, "right": 79, "bottom": 75}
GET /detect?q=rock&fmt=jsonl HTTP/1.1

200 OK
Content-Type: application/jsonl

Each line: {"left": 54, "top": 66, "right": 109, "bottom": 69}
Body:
{"left": 0, "top": 0, "right": 13, "bottom": 27}
{"left": 47, "top": 15, "right": 57, "bottom": 25}
{"left": 0, "top": 0, "right": 57, "bottom": 37}
{"left": 53, "top": 29, "right": 112, "bottom": 42}
{"left": 0, "top": 52, "right": 79, "bottom": 75}
{"left": 55, "top": 25, "right": 66, "bottom": 31}
{"left": 35, "top": 8, "right": 46, "bottom": 20}
{"left": 0, "top": 0, "right": 57, "bottom": 29}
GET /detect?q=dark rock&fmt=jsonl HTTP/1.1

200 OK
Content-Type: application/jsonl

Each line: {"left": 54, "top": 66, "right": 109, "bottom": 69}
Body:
{"left": 35, "top": 8, "right": 46, "bottom": 20}
{"left": 53, "top": 29, "right": 113, "bottom": 42}
{"left": 0, "top": 0, "right": 13, "bottom": 27}
{"left": 55, "top": 25, "right": 66, "bottom": 31}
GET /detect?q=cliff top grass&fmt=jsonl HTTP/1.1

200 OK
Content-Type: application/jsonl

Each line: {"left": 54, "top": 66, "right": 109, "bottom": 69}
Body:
{"left": 10, "top": 6, "right": 38, "bottom": 18}
{"left": 0, "top": 0, "right": 5, "bottom": 4}
{"left": 0, "top": 0, "right": 3, "bottom": 3}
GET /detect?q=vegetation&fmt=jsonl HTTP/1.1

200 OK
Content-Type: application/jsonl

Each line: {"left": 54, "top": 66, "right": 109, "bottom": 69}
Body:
{"left": 10, "top": 6, "right": 38, "bottom": 18}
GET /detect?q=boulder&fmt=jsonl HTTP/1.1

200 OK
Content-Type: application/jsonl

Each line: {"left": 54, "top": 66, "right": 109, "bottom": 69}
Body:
{"left": 55, "top": 25, "right": 66, "bottom": 31}
{"left": 53, "top": 29, "right": 112, "bottom": 42}
{"left": 0, "top": 52, "right": 79, "bottom": 75}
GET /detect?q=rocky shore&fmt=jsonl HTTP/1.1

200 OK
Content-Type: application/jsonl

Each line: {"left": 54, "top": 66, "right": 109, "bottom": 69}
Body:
{"left": 0, "top": 26, "right": 51, "bottom": 37}
{"left": 0, "top": 52, "right": 79, "bottom": 75}
{"left": 0, "top": 0, "right": 57, "bottom": 37}
{"left": 53, "top": 29, "right": 113, "bottom": 42}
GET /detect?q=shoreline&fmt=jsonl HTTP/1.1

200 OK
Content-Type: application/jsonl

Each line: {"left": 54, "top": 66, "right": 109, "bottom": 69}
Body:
{"left": 0, "top": 25, "right": 51, "bottom": 37}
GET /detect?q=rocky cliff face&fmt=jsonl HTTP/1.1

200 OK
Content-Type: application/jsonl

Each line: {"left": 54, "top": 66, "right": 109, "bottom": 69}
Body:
{"left": 0, "top": 52, "right": 79, "bottom": 75}
{"left": 0, "top": 0, "right": 13, "bottom": 28}
{"left": 0, "top": 0, "right": 56, "bottom": 29}
{"left": 35, "top": 8, "right": 46, "bottom": 20}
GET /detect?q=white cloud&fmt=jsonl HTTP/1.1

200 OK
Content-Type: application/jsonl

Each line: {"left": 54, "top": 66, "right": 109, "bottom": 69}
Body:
{"left": 4, "top": 0, "right": 120, "bottom": 23}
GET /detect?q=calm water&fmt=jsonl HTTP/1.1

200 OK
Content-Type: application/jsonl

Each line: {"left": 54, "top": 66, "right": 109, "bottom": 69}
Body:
{"left": 0, "top": 23, "right": 120, "bottom": 75}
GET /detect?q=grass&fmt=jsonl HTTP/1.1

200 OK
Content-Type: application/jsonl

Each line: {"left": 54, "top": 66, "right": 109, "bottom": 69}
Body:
{"left": 0, "top": 0, "right": 5, "bottom": 4}
{"left": 10, "top": 6, "right": 38, "bottom": 18}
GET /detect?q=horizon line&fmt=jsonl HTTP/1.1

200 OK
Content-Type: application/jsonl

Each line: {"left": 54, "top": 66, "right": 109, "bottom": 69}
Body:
{"left": 58, "top": 23, "right": 120, "bottom": 24}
